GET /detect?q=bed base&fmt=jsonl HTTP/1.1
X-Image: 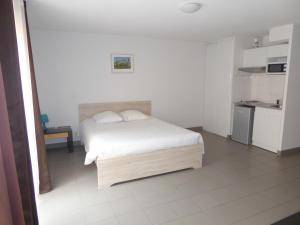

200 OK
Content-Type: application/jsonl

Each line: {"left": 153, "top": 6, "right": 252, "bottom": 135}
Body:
{"left": 79, "top": 101, "right": 204, "bottom": 190}
{"left": 96, "top": 143, "right": 204, "bottom": 190}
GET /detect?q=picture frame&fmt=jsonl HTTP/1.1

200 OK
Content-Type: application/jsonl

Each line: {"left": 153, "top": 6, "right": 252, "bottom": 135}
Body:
{"left": 111, "top": 54, "right": 134, "bottom": 73}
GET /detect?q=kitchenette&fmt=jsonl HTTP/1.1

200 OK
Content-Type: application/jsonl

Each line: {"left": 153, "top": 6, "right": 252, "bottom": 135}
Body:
{"left": 204, "top": 23, "right": 300, "bottom": 154}
{"left": 231, "top": 24, "right": 293, "bottom": 153}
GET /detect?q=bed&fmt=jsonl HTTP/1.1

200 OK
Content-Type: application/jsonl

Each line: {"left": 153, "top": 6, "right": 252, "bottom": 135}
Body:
{"left": 79, "top": 101, "right": 204, "bottom": 189}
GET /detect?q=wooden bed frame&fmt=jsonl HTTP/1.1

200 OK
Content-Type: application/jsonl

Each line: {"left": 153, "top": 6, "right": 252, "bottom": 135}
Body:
{"left": 79, "top": 101, "right": 204, "bottom": 189}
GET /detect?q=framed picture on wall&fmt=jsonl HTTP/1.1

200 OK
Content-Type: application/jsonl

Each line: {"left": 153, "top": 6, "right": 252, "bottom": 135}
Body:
{"left": 111, "top": 54, "right": 134, "bottom": 73}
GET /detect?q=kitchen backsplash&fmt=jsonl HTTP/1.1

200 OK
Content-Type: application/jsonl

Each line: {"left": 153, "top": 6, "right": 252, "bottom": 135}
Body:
{"left": 250, "top": 75, "right": 285, "bottom": 104}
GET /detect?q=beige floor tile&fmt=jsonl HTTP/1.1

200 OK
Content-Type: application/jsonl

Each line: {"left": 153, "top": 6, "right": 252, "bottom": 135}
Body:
{"left": 277, "top": 178, "right": 300, "bottom": 198}
{"left": 156, "top": 186, "right": 184, "bottom": 203}
{"left": 84, "top": 202, "right": 115, "bottom": 224}
{"left": 203, "top": 193, "right": 280, "bottom": 225}
{"left": 134, "top": 191, "right": 171, "bottom": 209}
{"left": 87, "top": 217, "right": 119, "bottom": 225}
{"left": 110, "top": 196, "right": 141, "bottom": 215}
{"left": 117, "top": 211, "right": 152, "bottom": 225}
{"left": 77, "top": 176, "right": 98, "bottom": 188}
{"left": 161, "top": 218, "right": 187, "bottom": 225}
{"left": 80, "top": 191, "right": 108, "bottom": 207}
{"left": 50, "top": 208, "right": 86, "bottom": 225}
{"left": 145, "top": 203, "right": 178, "bottom": 225}
{"left": 279, "top": 165, "right": 300, "bottom": 180}
{"left": 167, "top": 197, "right": 202, "bottom": 217}
{"left": 232, "top": 197, "right": 300, "bottom": 225}
{"left": 129, "top": 177, "right": 171, "bottom": 196}
{"left": 192, "top": 192, "right": 226, "bottom": 210}
{"left": 183, "top": 211, "right": 214, "bottom": 225}
{"left": 203, "top": 172, "right": 247, "bottom": 188}
{"left": 61, "top": 214, "right": 85, "bottom": 225}
{"left": 227, "top": 173, "right": 283, "bottom": 197}
{"left": 227, "top": 166, "right": 269, "bottom": 179}
{"left": 41, "top": 191, "right": 82, "bottom": 212}
{"left": 134, "top": 187, "right": 181, "bottom": 209}
{"left": 175, "top": 179, "right": 218, "bottom": 198}
{"left": 77, "top": 178, "right": 100, "bottom": 196}
{"left": 258, "top": 185, "right": 295, "bottom": 206}
{"left": 233, "top": 193, "right": 281, "bottom": 214}
{"left": 38, "top": 208, "right": 59, "bottom": 225}
{"left": 104, "top": 185, "right": 132, "bottom": 201}
{"left": 205, "top": 186, "right": 244, "bottom": 207}
{"left": 166, "top": 169, "right": 201, "bottom": 186}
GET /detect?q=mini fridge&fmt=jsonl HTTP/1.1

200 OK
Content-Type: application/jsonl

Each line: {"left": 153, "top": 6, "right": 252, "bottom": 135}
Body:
{"left": 232, "top": 105, "right": 255, "bottom": 145}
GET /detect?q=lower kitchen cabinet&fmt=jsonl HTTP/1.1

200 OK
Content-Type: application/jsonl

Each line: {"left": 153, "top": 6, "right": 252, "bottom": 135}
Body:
{"left": 252, "top": 107, "right": 282, "bottom": 152}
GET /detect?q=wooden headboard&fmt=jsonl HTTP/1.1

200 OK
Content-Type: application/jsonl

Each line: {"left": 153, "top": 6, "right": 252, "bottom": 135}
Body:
{"left": 79, "top": 100, "right": 151, "bottom": 122}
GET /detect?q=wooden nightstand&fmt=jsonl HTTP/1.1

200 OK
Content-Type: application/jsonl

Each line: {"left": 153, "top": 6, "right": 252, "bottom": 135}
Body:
{"left": 44, "top": 126, "right": 74, "bottom": 152}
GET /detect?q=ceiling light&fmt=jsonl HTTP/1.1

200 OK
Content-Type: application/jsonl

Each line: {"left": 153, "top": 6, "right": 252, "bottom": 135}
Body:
{"left": 179, "top": 1, "right": 202, "bottom": 14}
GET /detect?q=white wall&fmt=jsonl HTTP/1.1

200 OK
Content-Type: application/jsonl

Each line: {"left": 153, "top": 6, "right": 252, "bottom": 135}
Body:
{"left": 280, "top": 25, "right": 300, "bottom": 150}
{"left": 30, "top": 30, "right": 206, "bottom": 140}
{"left": 204, "top": 37, "right": 235, "bottom": 137}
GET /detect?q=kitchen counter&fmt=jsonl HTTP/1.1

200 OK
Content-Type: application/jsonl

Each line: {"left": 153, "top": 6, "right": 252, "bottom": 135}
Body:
{"left": 235, "top": 101, "right": 282, "bottom": 110}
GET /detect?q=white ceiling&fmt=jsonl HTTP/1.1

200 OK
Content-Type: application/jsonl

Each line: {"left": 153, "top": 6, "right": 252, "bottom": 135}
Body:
{"left": 27, "top": 0, "right": 300, "bottom": 42}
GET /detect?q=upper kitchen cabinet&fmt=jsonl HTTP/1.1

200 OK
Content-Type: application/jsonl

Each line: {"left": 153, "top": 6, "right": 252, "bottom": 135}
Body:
{"left": 269, "top": 24, "right": 293, "bottom": 42}
{"left": 242, "top": 44, "right": 289, "bottom": 69}
{"left": 267, "top": 44, "right": 289, "bottom": 58}
{"left": 242, "top": 47, "right": 267, "bottom": 67}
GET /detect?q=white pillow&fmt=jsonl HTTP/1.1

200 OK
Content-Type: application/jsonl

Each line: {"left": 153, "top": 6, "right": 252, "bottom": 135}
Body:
{"left": 120, "top": 110, "right": 149, "bottom": 121}
{"left": 92, "top": 111, "right": 123, "bottom": 124}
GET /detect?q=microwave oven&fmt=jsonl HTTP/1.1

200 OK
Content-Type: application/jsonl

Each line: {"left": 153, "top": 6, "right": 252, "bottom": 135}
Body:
{"left": 267, "top": 56, "right": 287, "bottom": 75}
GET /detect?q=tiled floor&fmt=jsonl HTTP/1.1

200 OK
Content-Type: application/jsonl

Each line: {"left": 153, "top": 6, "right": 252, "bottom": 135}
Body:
{"left": 38, "top": 131, "right": 300, "bottom": 225}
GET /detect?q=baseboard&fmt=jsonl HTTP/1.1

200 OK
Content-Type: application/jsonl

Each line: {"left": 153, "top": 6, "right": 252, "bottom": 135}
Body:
{"left": 201, "top": 129, "right": 229, "bottom": 139}
{"left": 187, "top": 126, "right": 203, "bottom": 133}
{"left": 46, "top": 141, "right": 81, "bottom": 149}
{"left": 226, "top": 135, "right": 232, "bottom": 140}
{"left": 278, "top": 147, "right": 300, "bottom": 156}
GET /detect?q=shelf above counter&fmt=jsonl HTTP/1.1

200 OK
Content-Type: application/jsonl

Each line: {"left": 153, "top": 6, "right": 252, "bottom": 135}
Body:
{"left": 235, "top": 101, "right": 282, "bottom": 110}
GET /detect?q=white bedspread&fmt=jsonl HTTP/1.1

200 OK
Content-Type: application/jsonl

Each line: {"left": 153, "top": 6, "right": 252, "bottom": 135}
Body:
{"left": 80, "top": 117, "right": 203, "bottom": 165}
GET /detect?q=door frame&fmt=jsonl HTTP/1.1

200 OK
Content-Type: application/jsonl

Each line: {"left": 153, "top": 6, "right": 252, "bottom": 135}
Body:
{"left": 0, "top": 0, "right": 39, "bottom": 224}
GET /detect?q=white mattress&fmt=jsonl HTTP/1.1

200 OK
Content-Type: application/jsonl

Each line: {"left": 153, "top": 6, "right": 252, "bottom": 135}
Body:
{"left": 80, "top": 117, "right": 203, "bottom": 165}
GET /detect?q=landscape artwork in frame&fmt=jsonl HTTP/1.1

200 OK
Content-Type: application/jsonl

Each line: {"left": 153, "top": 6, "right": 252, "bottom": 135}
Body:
{"left": 111, "top": 54, "right": 134, "bottom": 73}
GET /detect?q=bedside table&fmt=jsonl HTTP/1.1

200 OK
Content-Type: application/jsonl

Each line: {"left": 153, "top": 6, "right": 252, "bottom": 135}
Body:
{"left": 44, "top": 126, "right": 74, "bottom": 152}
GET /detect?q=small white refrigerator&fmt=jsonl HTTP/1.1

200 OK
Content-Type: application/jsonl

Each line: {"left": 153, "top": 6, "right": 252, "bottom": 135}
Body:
{"left": 232, "top": 105, "right": 255, "bottom": 145}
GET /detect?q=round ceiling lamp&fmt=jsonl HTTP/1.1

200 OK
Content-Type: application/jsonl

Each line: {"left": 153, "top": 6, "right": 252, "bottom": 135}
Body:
{"left": 179, "top": 1, "right": 202, "bottom": 14}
